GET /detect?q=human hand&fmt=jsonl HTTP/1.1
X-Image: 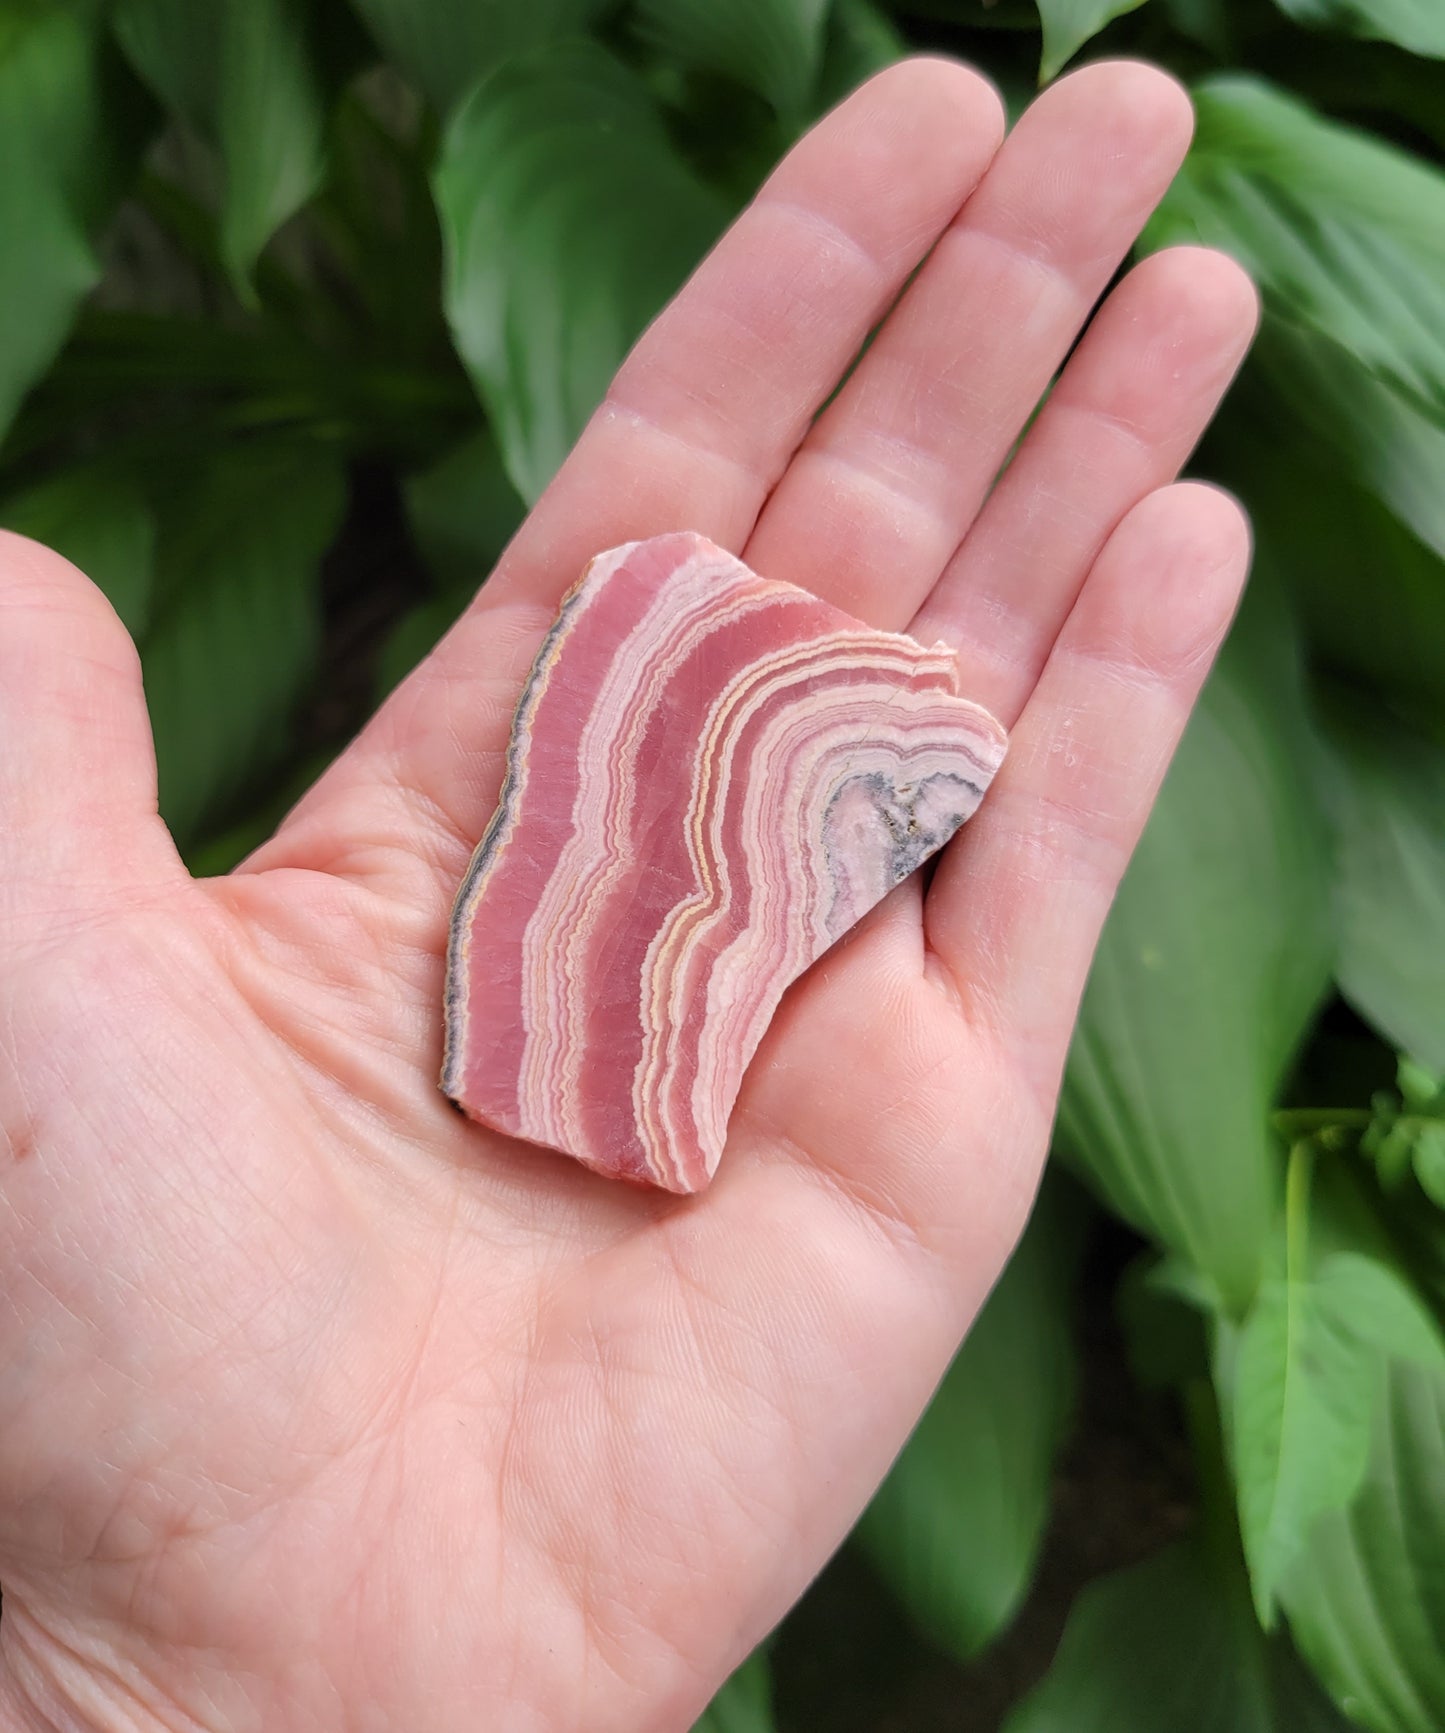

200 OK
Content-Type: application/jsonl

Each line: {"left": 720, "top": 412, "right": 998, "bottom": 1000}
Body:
{"left": 0, "top": 58, "right": 1256, "bottom": 1732}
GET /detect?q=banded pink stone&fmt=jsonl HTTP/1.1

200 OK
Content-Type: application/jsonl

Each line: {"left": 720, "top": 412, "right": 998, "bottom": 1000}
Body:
{"left": 442, "top": 532, "right": 1008, "bottom": 1192}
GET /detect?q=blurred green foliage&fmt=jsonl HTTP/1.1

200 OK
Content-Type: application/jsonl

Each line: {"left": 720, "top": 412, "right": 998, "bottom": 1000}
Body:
{"left": 0, "top": 0, "right": 1442, "bottom": 1727}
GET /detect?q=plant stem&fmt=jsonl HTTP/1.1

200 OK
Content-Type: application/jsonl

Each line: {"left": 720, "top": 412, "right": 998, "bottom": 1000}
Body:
{"left": 1285, "top": 1139, "right": 1315, "bottom": 1288}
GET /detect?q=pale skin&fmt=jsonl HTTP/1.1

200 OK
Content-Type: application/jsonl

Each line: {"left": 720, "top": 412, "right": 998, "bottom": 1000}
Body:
{"left": 0, "top": 57, "right": 1258, "bottom": 1732}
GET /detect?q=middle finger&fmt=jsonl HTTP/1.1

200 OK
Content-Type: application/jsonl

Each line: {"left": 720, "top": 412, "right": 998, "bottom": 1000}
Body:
{"left": 743, "top": 60, "right": 1194, "bottom": 629}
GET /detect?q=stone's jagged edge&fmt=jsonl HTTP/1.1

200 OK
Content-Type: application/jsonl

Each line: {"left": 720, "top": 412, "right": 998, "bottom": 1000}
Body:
{"left": 440, "top": 543, "right": 638, "bottom": 1109}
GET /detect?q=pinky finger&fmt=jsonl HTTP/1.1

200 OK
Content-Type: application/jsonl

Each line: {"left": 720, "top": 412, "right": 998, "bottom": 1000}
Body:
{"left": 924, "top": 481, "right": 1251, "bottom": 1103}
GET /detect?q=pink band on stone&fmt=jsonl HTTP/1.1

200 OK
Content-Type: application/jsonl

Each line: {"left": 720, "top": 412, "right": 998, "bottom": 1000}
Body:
{"left": 442, "top": 532, "right": 1008, "bottom": 1193}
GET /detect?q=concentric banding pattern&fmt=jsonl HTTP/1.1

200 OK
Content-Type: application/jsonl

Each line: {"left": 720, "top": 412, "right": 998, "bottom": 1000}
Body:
{"left": 443, "top": 532, "right": 1008, "bottom": 1192}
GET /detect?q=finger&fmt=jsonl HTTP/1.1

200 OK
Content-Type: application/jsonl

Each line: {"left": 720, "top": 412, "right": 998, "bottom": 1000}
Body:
{"left": 0, "top": 532, "right": 179, "bottom": 934}
{"left": 257, "top": 58, "right": 1006, "bottom": 877}
{"left": 742, "top": 61, "right": 1194, "bottom": 627}
{"left": 924, "top": 483, "right": 1251, "bottom": 1104}
{"left": 910, "top": 247, "right": 1258, "bottom": 715}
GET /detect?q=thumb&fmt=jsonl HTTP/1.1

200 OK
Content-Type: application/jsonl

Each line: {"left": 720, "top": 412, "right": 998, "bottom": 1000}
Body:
{"left": 0, "top": 530, "right": 180, "bottom": 938}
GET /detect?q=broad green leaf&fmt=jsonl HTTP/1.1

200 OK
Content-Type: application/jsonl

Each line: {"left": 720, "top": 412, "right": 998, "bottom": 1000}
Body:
{"left": 434, "top": 42, "right": 729, "bottom": 503}
{"left": 113, "top": 0, "right": 330, "bottom": 286}
{"left": 347, "top": 0, "right": 602, "bottom": 115}
{"left": 110, "top": 0, "right": 217, "bottom": 132}
{"left": 855, "top": 1182, "right": 1085, "bottom": 1662}
{"left": 1211, "top": 377, "right": 1445, "bottom": 718}
{"left": 816, "top": 0, "right": 905, "bottom": 106}
{"left": 634, "top": 0, "right": 830, "bottom": 118}
{"left": 1144, "top": 77, "right": 1445, "bottom": 426}
{"left": 1116, "top": 1251, "right": 1212, "bottom": 1391}
{"left": 1250, "top": 321, "right": 1445, "bottom": 571}
{"left": 309, "top": 77, "right": 452, "bottom": 363}
{"left": 142, "top": 445, "right": 345, "bottom": 844}
{"left": 0, "top": 468, "right": 154, "bottom": 639}
{"left": 1058, "top": 595, "right": 1334, "bottom": 1311}
{"left": 1004, "top": 1537, "right": 1351, "bottom": 1732}
{"left": 1282, "top": 1357, "right": 1445, "bottom": 1733}
{"left": 379, "top": 429, "right": 526, "bottom": 695}
{"left": 216, "top": 0, "right": 331, "bottom": 287}
{"left": 403, "top": 429, "right": 524, "bottom": 592}
{"left": 1035, "top": 0, "right": 1151, "bottom": 81}
{"left": 1232, "top": 1251, "right": 1445, "bottom": 1622}
{"left": 691, "top": 1651, "right": 775, "bottom": 1733}
{"left": 1314, "top": 698, "right": 1445, "bottom": 1073}
{"left": 0, "top": 3, "right": 145, "bottom": 436}
{"left": 1269, "top": 0, "right": 1445, "bottom": 58}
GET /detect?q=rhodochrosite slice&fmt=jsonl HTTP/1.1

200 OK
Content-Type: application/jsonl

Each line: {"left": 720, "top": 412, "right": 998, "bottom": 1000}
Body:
{"left": 442, "top": 532, "right": 1007, "bottom": 1192}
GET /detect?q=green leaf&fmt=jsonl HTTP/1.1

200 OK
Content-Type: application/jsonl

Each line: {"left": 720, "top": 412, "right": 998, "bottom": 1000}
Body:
{"left": 691, "top": 1651, "right": 775, "bottom": 1733}
{"left": 1232, "top": 1250, "right": 1445, "bottom": 1623}
{"left": 1058, "top": 593, "right": 1334, "bottom": 1312}
{"left": 1035, "top": 0, "right": 1152, "bottom": 81}
{"left": 1004, "top": 1537, "right": 1352, "bottom": 1732}
{"left": 1250, "top": 321, "right": 1445, "bottom": 570}
{"left": 378, "top": 428, "right": 526, "bottom": 695}
{"left": 403, "top": 428, "right": 524, "bottom": 592}
{"left": 215, "top": 0, "right": 332, "bottom": 287}
{"left": 1211, "top": 377, "right": 1445, "bottom": 719}
{"left": 434, "top": 41, "right": 729, "bottom": 504}
{"left": 1356, "top": 1071, "right": 1445, "bottom": 1313}
{"left": 1315, "top": 696, "right": 1445, "bottom": 1074}
{"left": 1144, "top": 77, "right": 1445, "bottom": 427}
{"left": 1281, "top": 1357, "right": 1445, "bottom": 1733}
{"left": 1413, "top": 1124, "right": 1445, "bottom": 1210}
{"left": 1360, "top": 1061, "right": 1445, "bottom": 1202}
{"left": 110, "top": 0, "right": 218, "bottom": 132}
{"left": 1369, "top": 1121, "right": 1420, "bottom": 1194}
{"left": 0, "top": 3, "right": 145, "bottom": 437}
{"left": 113, "top": 0, "right": 330, "bottom": 287}
{"left": 1398, "top": 1058, "right": 1445, "bottom": 1117}
{"left": 1116, "top": 1252, "right": 1213, "bottom": 1391}
{"left": 0, "top": 467, "right": 155, "bottom": 639}
{"left": 816, "top": 0, "right": 905, "bottom": 106}
{"left": 1268, "top": 0, "right": 1445, "bottom": 58}
{"left": 307, "top": 76, "right": 453, "bottom": 365}
{"left": 141, "top": 444, "right": 345, "bottom": 845}
{"left": 347, "top": 0, "right": 602, "bottom": 115}
{"left": 634, "top": 0, "right": 830, "bottom": 118}
{"left": 855, "top": 1181, "right": 1085, "bottom": 1662}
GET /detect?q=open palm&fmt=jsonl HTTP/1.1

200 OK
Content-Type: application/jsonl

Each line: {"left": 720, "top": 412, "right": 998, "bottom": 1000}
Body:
{"left": 0, "top": 58, "right": 1257, "bottom": 1732}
